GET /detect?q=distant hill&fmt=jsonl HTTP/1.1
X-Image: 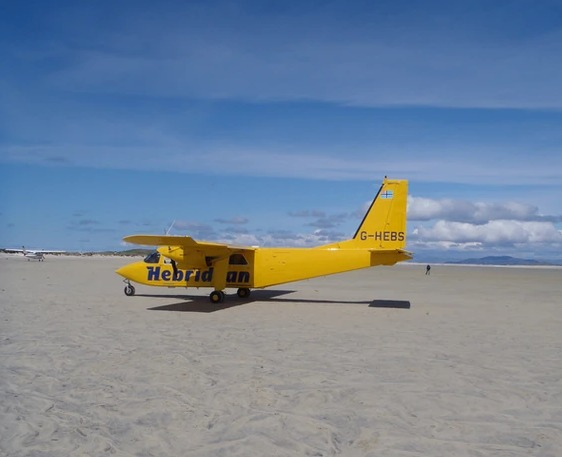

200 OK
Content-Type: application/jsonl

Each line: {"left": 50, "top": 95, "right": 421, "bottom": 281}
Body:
{"left": 447, "top": 256, "right": 558, "bottom": 266}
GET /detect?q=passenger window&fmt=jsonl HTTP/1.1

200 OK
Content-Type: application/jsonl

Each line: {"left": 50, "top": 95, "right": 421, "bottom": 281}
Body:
{"left": 229, "top": 254, "right": 247, "bottom": 265}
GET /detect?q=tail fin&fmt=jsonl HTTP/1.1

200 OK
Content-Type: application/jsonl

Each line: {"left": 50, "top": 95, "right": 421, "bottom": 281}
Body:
{"left": 341, "top": 178, "right": 408, "bottom": 250}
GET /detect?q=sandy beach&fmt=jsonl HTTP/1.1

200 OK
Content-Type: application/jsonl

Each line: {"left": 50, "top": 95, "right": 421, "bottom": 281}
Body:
{"left": 1, "top": 254, "right": 561, "bottom": 456}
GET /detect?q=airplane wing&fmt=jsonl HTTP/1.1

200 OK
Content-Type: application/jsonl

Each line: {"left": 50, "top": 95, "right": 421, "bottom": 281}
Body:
{"left": 2, "top": 248, "right": 65, "bottom": 254}
{"left": 123, "top": 235, "right": 256, "bottom": 252}
{"left": 33, "top": 250, "right": 65, "bottom": 254}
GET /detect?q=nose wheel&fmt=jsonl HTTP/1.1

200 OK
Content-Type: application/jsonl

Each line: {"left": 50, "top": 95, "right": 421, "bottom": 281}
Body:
{"left": 124, "top": 281, "right": 136, "bottom": 296}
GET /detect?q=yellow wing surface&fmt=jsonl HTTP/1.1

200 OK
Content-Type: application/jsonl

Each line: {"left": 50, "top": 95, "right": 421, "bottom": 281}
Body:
{"left": 123, "top": 235, "right": 255, "bottom": 269}
{"left": 123, "top": 235, "right": 237, "bottom": 252}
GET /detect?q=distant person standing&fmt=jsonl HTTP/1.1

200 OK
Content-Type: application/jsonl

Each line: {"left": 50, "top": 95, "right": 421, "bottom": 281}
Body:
{"left": 425, "top": 264, "right": 431, "bottom": 275}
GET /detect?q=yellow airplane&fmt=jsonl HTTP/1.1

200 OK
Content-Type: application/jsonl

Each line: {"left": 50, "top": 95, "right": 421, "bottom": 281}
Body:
{"left": 116, "top": 177, "right": 411, "bottom": 303}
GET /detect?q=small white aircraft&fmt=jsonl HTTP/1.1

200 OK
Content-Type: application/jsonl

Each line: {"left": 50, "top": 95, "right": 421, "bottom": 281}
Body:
{"left": 2, "top": 246, "right": 65, "bottom": 261}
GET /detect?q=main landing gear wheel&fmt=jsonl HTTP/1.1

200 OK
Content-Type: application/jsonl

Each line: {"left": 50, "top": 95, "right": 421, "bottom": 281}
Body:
{"left": 237, "top": 288, "right": 251, "bottom": 299}
{"left": 210, "top": 290, "right": 225, "bottom": 303}
{"left": 124, "top": 284, "right": 136, "bottom": 296}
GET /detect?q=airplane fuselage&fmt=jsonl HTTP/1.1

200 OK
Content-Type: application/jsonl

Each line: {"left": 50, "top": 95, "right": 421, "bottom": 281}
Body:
{"left": 24, "top": 252, "right": 45, "bottom": 261}
{"left": 116, "top": 178, "right": 412, "bottom": 302}
{"left": 116, "top": 244, "right": 410, "bottom": 290}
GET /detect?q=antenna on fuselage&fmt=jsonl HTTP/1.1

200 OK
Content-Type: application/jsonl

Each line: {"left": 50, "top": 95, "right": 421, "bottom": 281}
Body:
{"left": 164, "top": 220, "right": 178, "bottom": 276}
{"left": 165, "top": 220, "right": 176, "bottom": 235}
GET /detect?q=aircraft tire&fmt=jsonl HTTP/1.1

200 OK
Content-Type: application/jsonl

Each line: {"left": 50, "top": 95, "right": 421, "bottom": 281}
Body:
{"left": 210, "top": 291, "right": 225, "bottom": 303}
{"left": 237, "top": 288, "right": 251, "bottom": 299}
{"left": 124, "top": 284, "right": 136, "bottom": 296}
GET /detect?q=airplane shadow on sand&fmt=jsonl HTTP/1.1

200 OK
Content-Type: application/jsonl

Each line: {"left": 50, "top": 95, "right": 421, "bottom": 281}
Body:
{"left": 369, "top": 299, "right": 411, "bottom": 309}
{"left": 140, "top": 290, "right": 411, "bottom": 313}
{"left": 142, "top": 290, "right": 294, "bottom": 313}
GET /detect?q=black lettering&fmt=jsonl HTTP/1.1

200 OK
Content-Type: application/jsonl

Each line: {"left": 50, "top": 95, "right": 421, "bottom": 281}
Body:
{"left": 147, "top": 266, "right": 160, "bottom": 281}
{"left": 237, "top": 271, "right": 250, "bottom": 283}
{"left": 360, "top": 231, "right": 367, "bottom": 240}
{"left": 173, "top": 269, "right": 184, "bottom": 281}
{"left": 226, "top": 271, "right": 237, "bottom": 283}
{"left": 202, "top": 268, "right": 213, "bottom": 282}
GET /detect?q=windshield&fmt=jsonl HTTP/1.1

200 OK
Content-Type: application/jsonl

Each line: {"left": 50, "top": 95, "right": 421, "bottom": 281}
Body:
{"left": 143, "top": 252, "right": 161, "bottom": 264}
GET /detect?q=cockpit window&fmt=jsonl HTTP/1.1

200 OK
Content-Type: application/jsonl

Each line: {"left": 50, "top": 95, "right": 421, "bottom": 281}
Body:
{"left": 229, "top": 253, "right": 248, "bottom": 265}
{"left": 144, "top": 252, "right": 161, "bottom": 264}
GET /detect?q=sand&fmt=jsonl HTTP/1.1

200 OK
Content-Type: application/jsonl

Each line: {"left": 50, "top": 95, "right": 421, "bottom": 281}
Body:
{"left": 1, "top": 254, "right": 561, "bottom": 456}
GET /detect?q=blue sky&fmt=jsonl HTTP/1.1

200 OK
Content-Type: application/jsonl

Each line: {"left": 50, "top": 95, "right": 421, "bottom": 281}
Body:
{"left": 1, "top": 0, "right": 561, "bottom": 261}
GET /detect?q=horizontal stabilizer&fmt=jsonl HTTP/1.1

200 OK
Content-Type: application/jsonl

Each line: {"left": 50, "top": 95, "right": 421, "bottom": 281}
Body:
{"left": 369, "top": 248, "right": 413, "bottom": 266}
{"left": 369, "top": 248, "right": 413, "bottom": 257}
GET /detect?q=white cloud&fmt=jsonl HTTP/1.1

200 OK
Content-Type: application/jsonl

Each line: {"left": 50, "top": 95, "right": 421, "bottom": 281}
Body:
{"left": 413, "top": 220, "right": 562, "bottom": 245}
{"left": 408, "top": 196, "right": 557, "bottom": 223}
{"left": 409, "top": 195, "right": 562, "bottom": 257}
{"left": 47, "top": 36, "right": 562, "bottom": 110}
{"left": 214, "top": 216, "right": 249, "bottom": 225}
{"left": 218, "top": 229, "right": 336, "bottom": 248}
{"left": 4, "top": 143, "right": 562, "bottom": 186}
{"left": 36, "top": 2, "right": 562, "bottom": 110}
{"left": 408, "top": 239, "right": 486, "bottom": 253}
